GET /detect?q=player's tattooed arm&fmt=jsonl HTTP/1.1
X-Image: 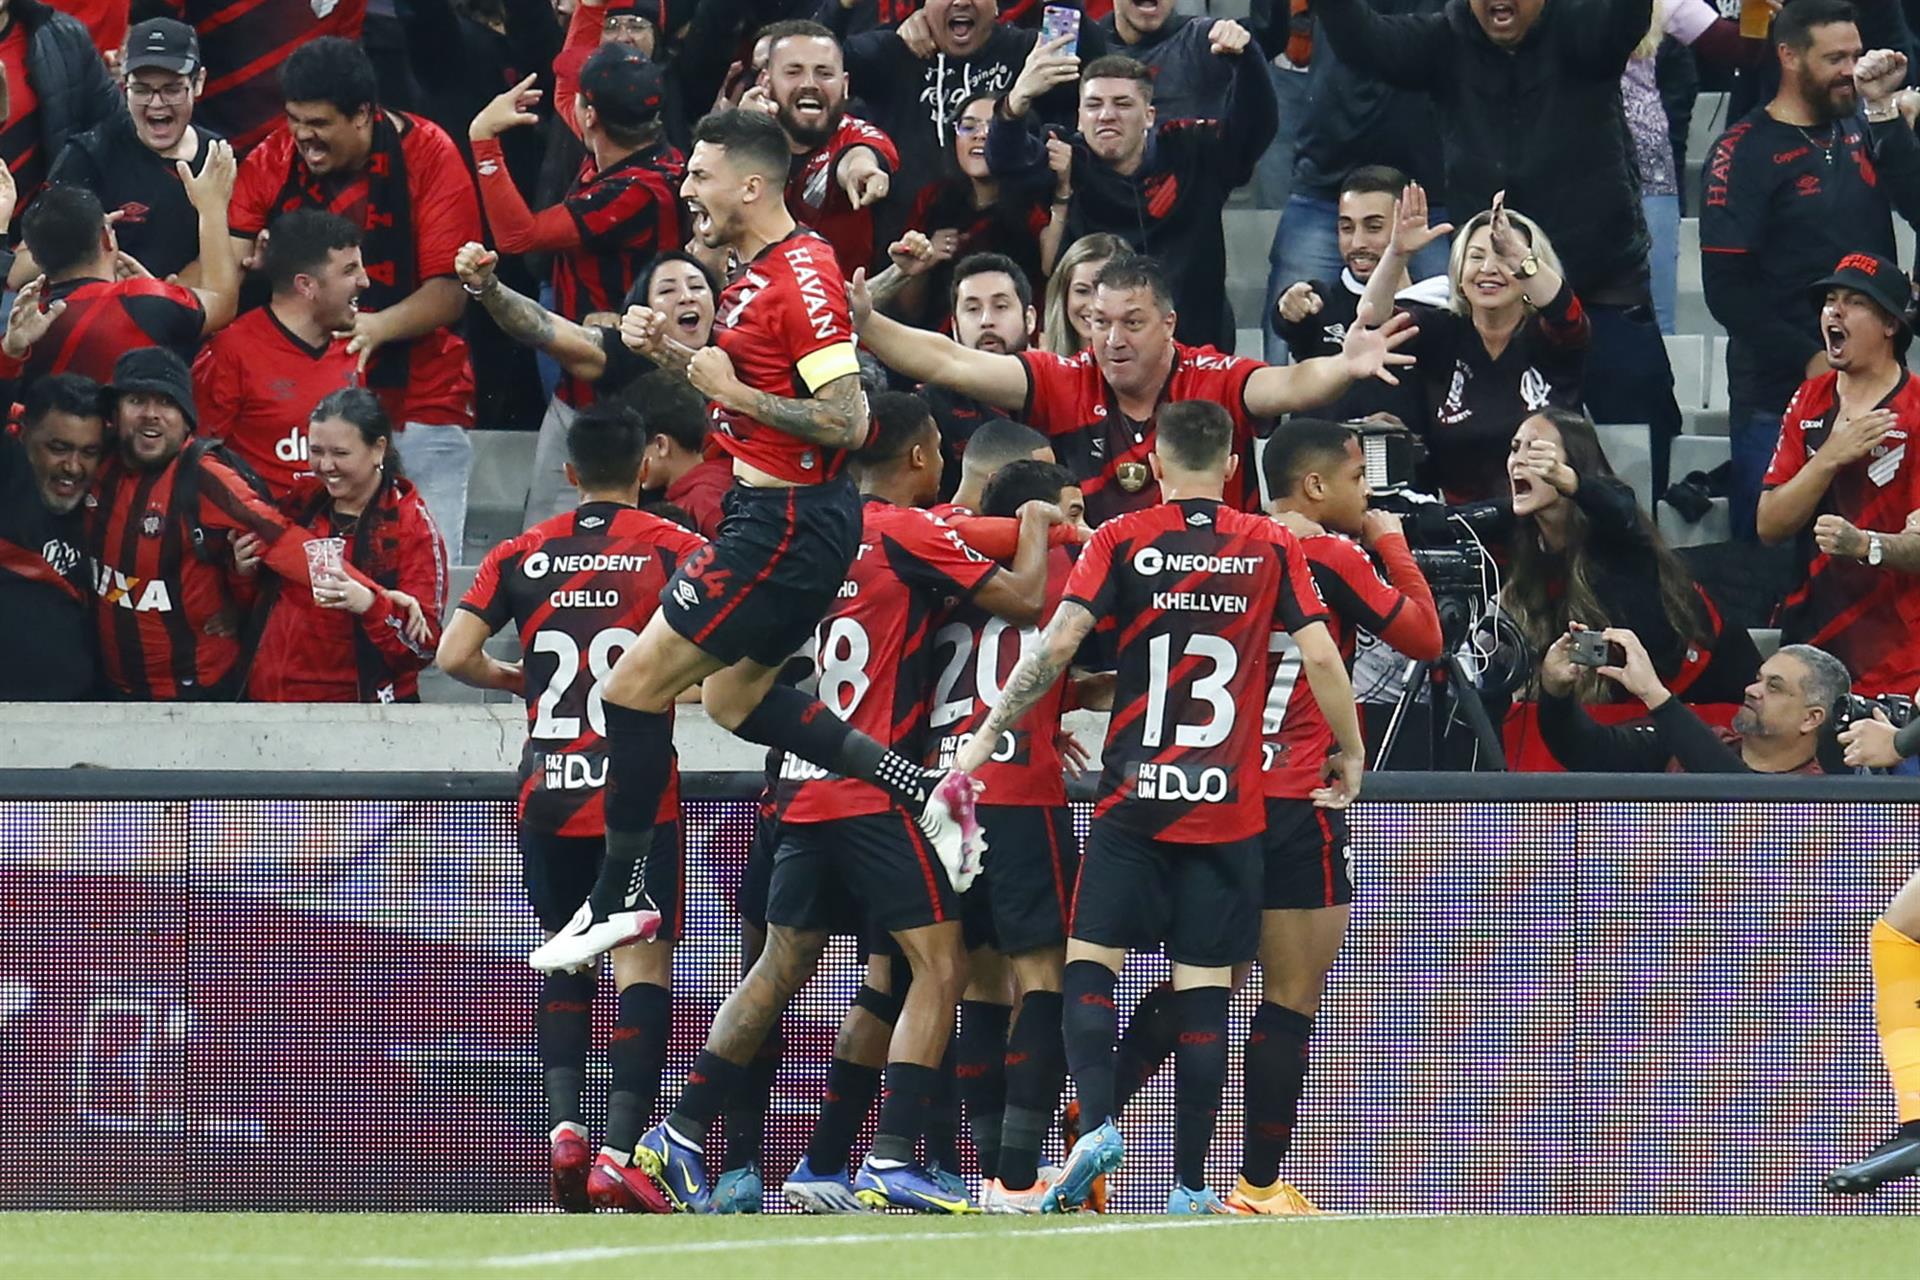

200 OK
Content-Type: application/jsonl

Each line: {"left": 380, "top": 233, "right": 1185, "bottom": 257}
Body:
{"left": 952, "top": 601, "right": 1095, "bottom": 774}
{"left": 719, "top": 365, "right": 871, "bottom": 449}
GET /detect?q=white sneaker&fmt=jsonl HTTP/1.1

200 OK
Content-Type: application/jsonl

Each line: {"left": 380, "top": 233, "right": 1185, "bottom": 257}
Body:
{"left": 980, "top": 1170, "right": 1059, "bottom": 1214}
{"left": 920, "top": 771, "right": 988, "bottom": 892}
{"left": 528, "top": 900, "right": 659, "bottom": 972}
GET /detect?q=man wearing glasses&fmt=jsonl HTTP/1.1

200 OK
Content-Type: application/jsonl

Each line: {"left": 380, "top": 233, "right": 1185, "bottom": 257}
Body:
{"left": 42, "top": 18, "right": 220, "bottom": 281}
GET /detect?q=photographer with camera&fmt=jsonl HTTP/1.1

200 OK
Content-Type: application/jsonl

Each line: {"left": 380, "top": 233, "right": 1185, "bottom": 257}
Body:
{"left": 1537, "top": 624, "right": 1846, "bottom": 773}
{"left": 1757, "top": 252, "right": 1920, "bottom": 698}
{"left": 1506, "top": 408, "right": 1759, "bottom": 706}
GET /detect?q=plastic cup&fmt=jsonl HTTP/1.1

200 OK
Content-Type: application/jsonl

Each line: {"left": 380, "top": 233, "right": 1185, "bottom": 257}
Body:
{"left": 304, "top": 537, "right": 346, "bottom": 603}
{"left": 1739, "top": 0, "right": 1771, "bottom": 41}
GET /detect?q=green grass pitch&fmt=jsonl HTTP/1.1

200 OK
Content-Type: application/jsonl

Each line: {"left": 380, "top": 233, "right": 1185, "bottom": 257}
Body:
{"left": 4, "top": 1212, "right": 1919, "bottom": 1279}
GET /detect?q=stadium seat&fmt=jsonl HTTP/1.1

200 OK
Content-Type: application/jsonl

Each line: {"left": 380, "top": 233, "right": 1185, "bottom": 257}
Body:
{"left": 1224, "top": 207, "right": 1281, "bottom": 327}
{"left": 1706, "top": 335, "right": 1729, "bottom": 412}
{"left": 464, "top": 430, "right": 539, "bottom": 566}
{"left": 1664, "top": 333, "right": 1706, "bottom": 409}
{"left": 1593, "top": 422, "right": 1654, "bottom": 512}
{"left": 1750, "top": 626, "right": 1781, "bottom": 660}
{"left": 1657, "top": 496, "right": 1731, "bottom": 548}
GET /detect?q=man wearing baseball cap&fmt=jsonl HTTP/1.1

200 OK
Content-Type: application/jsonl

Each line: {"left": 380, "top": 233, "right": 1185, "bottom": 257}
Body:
{"left": 468, "top": 41, "right": 686, "bottom": 525}
{"left": 1758, "top": 252, "right": 1920, "bottom": 697}
{"left": 42, "top": 17, "right": 222, "bottom": 280}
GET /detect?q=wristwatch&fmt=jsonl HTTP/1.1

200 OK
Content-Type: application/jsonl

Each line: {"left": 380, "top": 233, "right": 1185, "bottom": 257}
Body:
{"left": 1515, "top": 255, "right": 1541, "bottom": 279}
{"left": 1868, "top": 532, "right": 1886, "bottom": 566}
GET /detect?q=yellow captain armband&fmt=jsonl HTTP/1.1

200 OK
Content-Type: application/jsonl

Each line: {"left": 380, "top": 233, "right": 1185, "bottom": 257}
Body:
{"left": 796, "top": 341, "right": 862, "bottom": 392}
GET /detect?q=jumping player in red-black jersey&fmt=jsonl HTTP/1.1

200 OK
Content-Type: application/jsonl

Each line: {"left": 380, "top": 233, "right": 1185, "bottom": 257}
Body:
{"left": 637, "top": 392, "right": 1062, "bottom": 1215}
{"left": 1106, "top": 419, "right": 1444, "bottom": 1215}
{"left": 437, "top": 403, "right": 705, "bottom": 1218}
{"left": 535, "top": 109, "right": 988, "bottom": 981}
{"left": 940, "top": 400, "right": 1368, "bottom": 1215}
{"left": 850, "top": 252, "right": 1418, "bottom": 525}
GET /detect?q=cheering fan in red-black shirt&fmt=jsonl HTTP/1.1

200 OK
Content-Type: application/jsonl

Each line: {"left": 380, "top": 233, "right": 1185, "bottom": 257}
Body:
{"left": 761, "top": 21, "right": 898, "bottom": 274}
{"left": 939, "top": 400, "right": 1367, "bottom": 1215}
{"left": 438, "top": 402, "right": 706, "bottom": 1216}
{"left": 469, "top": 44, "right": 685, "bottom": 410}
{"left": 527, "top": 114, "right": 996, "bottom": 1027}
{"left": 1107, "top": 418, "right": 1443, "bottom": 1216}
{"left": 853, "top": 252, "right": 1417, "bottom": 526}
{"left": 0, "top": 156, "right": 239, "bottom": 389}
{"left": 84, "top": 347, "right": 425, "bottom": 701}
{"left": 1758, "top": 252, "right": 1920, "bottom": 696}
{"left": 193, "top": 210, "right": 365, "bottom": 499}
{"left": 229, "top": 39, "right": 482, "bottom": 552}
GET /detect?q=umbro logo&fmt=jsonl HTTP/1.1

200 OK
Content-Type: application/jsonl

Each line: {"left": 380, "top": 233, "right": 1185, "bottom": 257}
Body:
{"left": 673, "top": 579, "right": 699, "bottom": 609}
{"left": 579, "top": 515, "right": 605, "bottom": 529}
{"left": 1186, "top": 510, "right": 1211, "bottom": 526}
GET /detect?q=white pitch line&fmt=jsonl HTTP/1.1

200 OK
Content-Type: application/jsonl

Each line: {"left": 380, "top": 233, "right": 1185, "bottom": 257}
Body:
{"left": 351, "top": 1217, "right": 1278, "bottom": 1270}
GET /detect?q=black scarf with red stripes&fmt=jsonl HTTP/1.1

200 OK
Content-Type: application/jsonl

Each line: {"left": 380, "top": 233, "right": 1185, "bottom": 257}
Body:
{"left": 271, "top": 111, "right": 416, "bottom": 391}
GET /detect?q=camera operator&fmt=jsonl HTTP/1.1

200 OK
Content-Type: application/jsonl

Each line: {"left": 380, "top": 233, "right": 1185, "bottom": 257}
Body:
{"left": 1757, "top": 253, "right": 1920, "bottom": 697}
{"left": 1537, "top": 625, "right": 1846, "bottom": 773}
{"left": 1505, "top": 408, "right": 1759, "bottom": 705}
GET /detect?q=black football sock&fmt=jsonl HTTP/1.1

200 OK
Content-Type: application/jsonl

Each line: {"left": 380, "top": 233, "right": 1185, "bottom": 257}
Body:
{"left": 1062, "top": 960, "right": 1119, "bottom": 1131}
{"left": 538, "top": 968, "right": 594, "bottom": 1128}
{"left": 605, "top": 982, "right": 671, "bottom": 1157}
{"left": 872, "top": 1061, "right": 942, "bottom": 1165}
{"left": 999, "top": 990, "right": 1066, "bottom": 1191}
{"left": 1242, "top": 1002, "right": 1314, "bottom": 1187}
{"left": 1172, "top": 986, "right": 1232, "bottom": 1192}
{"left": 805, "top": 1058, "right": 882, "bottom": 1174}
{"left": 1114, "top": 980, "right": 1178, "bottom": 1116}
{"left": 734, "top": 684, "right": 938, "bottom": 809}
{"left": 591, "top": 704, "right": 674, "bottom": 920}
{"left": 666, "top": 1050, "right": 745, "bottom": 1148}
{"left": 923, "top": 1040, "right": 961, "bottom": 1170}
{"left": 957, "top": 1000, "right": 1012, "bottom": 1180}
{"left": 722, "top": 1023, "right": 783, "bottom": 1172}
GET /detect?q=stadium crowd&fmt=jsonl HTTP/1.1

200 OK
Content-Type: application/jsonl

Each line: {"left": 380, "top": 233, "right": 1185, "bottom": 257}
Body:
{"left": 1, "top": 0, "right": 1918, "bottom": 1217}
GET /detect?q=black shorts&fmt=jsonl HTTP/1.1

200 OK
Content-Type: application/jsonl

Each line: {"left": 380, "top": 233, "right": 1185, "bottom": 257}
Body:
{"left": 1262, "top": 799, "right": 1352, "bottom": 910}
{"left": 659, "top": 476, "right": 862, "bottom": 668}
{"left": 963, "top": 805, "right": 1078, "bottom": 956}
{"left": 767, "top": 812, "right": 958, "bottom": 937}
{"left": 521, "top": 822, "right": 684, "bottom": 942}
{"left": 1069, "top": 818, "right": 1259, "bottom": 968}
{"left": 738, "top": 805, "right": 778, "bottom": 932}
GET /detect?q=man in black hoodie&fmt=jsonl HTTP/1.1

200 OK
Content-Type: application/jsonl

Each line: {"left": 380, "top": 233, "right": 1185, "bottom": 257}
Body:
{"left": 987, "top": 48, "right": 1276, "bottom": 351}
{"left": 1314, "top": 0, "right": 1685, "bottom": 488}
{"left": 822, "top": 0, "right": 1101, "bottom": 235}
{"left": 0, "top": 0, "right": 120, "bottom": 245}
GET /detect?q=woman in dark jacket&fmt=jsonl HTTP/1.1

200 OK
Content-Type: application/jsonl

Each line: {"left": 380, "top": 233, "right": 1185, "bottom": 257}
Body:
{"left": 1363, "top": 184, "right": 1590, "bottom": 503}
{"left": 1503, "top": 406, "right": 1757, "bottom": 705}
{"left": 245, "top": 388, "right": 446, "bottom": 703}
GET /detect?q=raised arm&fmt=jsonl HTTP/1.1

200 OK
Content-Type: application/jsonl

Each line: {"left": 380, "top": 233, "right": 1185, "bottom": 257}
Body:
{"left": 457, "top": 244, "right": 610, "bottom": 380}
{"left": 1313, "top": 0, "right": 1455, "bottom": 91}
{"left": 1244, "top": 310, "right": 1418, "bottom": 416}
{"left": 1358, "top": 182, "right": 1454, "bottom": 329}
{"left": 950, "top": 599, "right": 1096, "bottom": 774}
{"left": 182, "top": 141, "right": 240, "bottom": 334}
{"left": 966, "top": 501, "right": 1061, "bottom": 626}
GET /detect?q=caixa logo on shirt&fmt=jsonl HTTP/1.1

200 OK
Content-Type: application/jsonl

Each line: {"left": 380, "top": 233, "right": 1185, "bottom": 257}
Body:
{"left": 94, "top": 566, "right": 172, "bottom": 612}
{"left": 541, "top": 752, "right": 608, "bottom": 791}
{"left": 1136, "top": 761, "right": 1229, "bottom": 802}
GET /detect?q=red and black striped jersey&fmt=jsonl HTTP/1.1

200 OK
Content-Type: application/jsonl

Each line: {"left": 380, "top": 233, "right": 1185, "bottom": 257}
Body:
{"left": 0, "top": 25, "right": 45, "bottom": 222}
{"left": 460, "top": 502, "right": 706, "bottom": 837}
{"left": 15, "top": 278, "right": 204, "bottom": 386}
{"left": 85, "top": 445, "right": 328, "bottom": 699}
{"left": 1263, "top": 531, "right": 1437, "bottom": 800}
{"left": 780, "top": 498, "right": 1000, "bottom": 823}
{"left": 553, "top": 144, "right": 686, "bottom": 408}
{"left": 927, "top": 545, "right": 1075, "bottom": 808}
{"left": 1016, "top": 343, "right": 1263, "bottom": 527}
{"left": 785, "top": 114, "right": 898, "bottom": 274}
{"left": 175, "top": 0, "right": 368, "bottom": 153}
{"left": 1766, "top": 369, "right": 1920, "bottom": 695}
{"left": 1066, "top": 498, "right": 1326, "bottom": 842}
{"left": 707, "top": 227, "right": 863, "bottom": 484}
